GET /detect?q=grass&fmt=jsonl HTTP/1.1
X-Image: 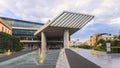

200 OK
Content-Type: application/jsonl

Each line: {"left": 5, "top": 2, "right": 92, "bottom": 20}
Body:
{"left": 78, "top": 45, "right": 91, "bottom": 49}
{"left": 78, "top": 44, "right": 120, "bottom": 53}
{"left": 94, "top": 46, "right": 106, "bottom": 52}
{"left": 111, "top": 46, "right": 120, "bottom": 48}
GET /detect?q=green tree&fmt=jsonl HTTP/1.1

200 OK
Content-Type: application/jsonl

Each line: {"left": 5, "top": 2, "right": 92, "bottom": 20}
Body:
{"left": 97, "top": 39, "right": 106, "bottom": 46}
{"left": 0, "top": 32, "right": 23, "bottom": 53}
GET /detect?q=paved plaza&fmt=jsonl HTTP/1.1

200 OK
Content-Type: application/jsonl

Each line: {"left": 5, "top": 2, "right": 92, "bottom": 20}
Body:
{"left": 71, "top": 48, "right": 120, "bottom": 68}
{"left": 0, "top": 48, "right": 120, "bottom": 68}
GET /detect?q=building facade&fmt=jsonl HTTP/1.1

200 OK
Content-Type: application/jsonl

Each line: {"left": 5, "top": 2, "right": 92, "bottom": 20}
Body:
{"left": 89, "top": 34, "right": 99, "bottom": 46}
{"left": 0, "top": 11, "right": 94, "bottom": 50}
{"left": 89, "top": 33, "right": 113, "bottom": 46}
{"left": 69, "top": 41, "right": 81, "bottom": 47}
{"left": 0, "top": 17, "right": 43, "bottom": 48}
{"left": 0, "top": 18, "right": 12, "bottom": 34}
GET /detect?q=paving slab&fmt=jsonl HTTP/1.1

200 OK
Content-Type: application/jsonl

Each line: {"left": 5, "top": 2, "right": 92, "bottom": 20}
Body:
{"left": 56, "top": 49, "right": 70, "bottom": 68}
{"left": 65, "top": 49, "right": 101, "bottom": 68}
{"left": 0, "top": 49, "right": 37, "bottom": 63}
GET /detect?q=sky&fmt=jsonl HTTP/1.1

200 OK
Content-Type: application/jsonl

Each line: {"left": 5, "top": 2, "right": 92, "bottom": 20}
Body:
{"left": 0, "top": 0, "right": 120, "bottom": 42}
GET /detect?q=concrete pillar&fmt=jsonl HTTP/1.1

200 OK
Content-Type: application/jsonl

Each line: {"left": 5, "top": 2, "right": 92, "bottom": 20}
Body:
{"left": 41, "top": 32, "right": 47, "bottom": 60}
{"left": 64, "top": 30, "right": 70, "bottom": 48}
{"left": 41, "top": 32, "right": 47, "bottom": 51}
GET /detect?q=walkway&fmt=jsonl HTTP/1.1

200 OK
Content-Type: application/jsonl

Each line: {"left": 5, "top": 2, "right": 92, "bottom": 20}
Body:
{"left": 0, "top": 48, "right": 37, "bottom": 63}
{"left": 71, "top": 48, "right": 120, "bottom": 68}
{"left": 0, "top": 49, "right": 60, "bottom": 68}
{"left": 65, "top": 49, "right": 101, "bottom": 68}
{"left": 56, "top": 49, "right": 70, "bottom": 68}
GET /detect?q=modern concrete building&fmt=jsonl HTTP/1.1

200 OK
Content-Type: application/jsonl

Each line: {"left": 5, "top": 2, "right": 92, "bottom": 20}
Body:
{"left": 34, "top": 11, "right": 94, "bottom": 51}
{"left": 1, "top": 11, "right": 94, "bottom": 50}
{"left": 0, "top": 18, "right": 12, "bottom": 35}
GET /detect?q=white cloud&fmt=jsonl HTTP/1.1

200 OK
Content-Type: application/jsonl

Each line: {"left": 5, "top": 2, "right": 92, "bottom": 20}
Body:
{"left": 0, "top": 0, "right": 10, "bottom": 13}
{"left": 0, "top": 0, "right": 120, "bottom": 41}
{"left": 109, "top": 17, "right": 120, "bottom": 25}
{"left": 0, "top": 0, "right": 119, "bottom": 23}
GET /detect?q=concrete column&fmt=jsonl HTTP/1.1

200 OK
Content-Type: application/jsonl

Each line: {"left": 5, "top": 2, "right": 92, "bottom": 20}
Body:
{"left": 41, "top": 32, "right": 46, "bottom": 51}
{"left": 41, "top": 32, "right": 47, "bottom": 60}
{"left": 64, "top": 30, "right": 70, "bottom": 48}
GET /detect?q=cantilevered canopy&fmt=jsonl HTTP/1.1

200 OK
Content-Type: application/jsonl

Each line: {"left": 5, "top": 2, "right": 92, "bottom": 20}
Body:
{"left": 34, "top": 11, "right": 94, "bottom": 37}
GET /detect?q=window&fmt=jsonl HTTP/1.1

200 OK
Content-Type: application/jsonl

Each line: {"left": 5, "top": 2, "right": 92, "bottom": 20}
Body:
{"left": 2, "top": 27, "right": 4, "bottom": 32}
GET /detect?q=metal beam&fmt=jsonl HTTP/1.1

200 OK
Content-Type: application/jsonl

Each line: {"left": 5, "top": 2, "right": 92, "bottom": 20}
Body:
{"left": 53, "top": 13, "right": 72, "bottom": 27}
{"left": 61, "top": 14, "right": 78, "bottom": 28}
{"left": 73, "top": 15, "right": 87, "bottom": 28}
{"left": 57, "top": 13, "right": 74, "bottom": 27}
{"left": 65, "top": 14, "right": 80, "bottom": 28}
{"left": 50, "top": 12, "right": 67, "bottom": 26}
{"left": 75, "top": 16, "right": 91, "bottom": 28}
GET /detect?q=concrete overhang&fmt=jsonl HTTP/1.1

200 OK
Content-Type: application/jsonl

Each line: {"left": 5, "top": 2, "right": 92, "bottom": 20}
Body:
{"left": 12, "top": 27, "right": 38, "bottom": 31}
{"left": 34, "top": 11, "right": 94, "bottom": 37}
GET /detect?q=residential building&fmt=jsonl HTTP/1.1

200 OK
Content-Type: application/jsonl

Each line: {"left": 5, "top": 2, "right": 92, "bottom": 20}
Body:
{"left": 69, "top": 41, "right": 82, "bottom": 47}
{"left": 89, "top": 33, "right": 113, "bottom": 46}
{"left": 99, "top": 34, "right": 114, "bottom": 41}
{"left": 89, "top": 34, "right": 100, "bottom": 46}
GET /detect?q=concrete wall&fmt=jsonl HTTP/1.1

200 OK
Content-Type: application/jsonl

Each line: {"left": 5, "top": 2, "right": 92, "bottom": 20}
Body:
{"left": 0, "top": 18, "right": 12, "bottom": 35}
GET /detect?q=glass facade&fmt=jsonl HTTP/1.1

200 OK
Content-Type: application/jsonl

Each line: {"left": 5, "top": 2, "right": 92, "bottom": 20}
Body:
{"left": 12, "top": 29, "right": 35, "bottom": 36}
{"left": 12, "top": 29, "right": 40, "bottom": 40}
{"left": 1, "top": 18, "right": 43, "bottom": 41}
{"left": 2, "top": 18, "right": 43, "bottom": 28}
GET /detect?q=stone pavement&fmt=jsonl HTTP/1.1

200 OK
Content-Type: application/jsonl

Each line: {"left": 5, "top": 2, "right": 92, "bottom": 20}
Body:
{"left": 56, "top": 49, "right": 70, "bottom": 68}
{"left": 1, "top": 65, "right": 55, "bottom": 68}
{"left": 0, "top": 49, "right": 59, "bottom": 68}
{"left": 71, "top": 48, "right": 120, "bottom": 68}
{"left": 65, "top": 49, "right": 101, "bottom": 68}
{"left": 0, "top": 48, "right": 37, "bottom": 63}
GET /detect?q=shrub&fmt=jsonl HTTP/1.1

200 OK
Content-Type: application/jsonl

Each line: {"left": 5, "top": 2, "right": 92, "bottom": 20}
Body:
{"left": 111, "top": 46, "right": 120, "bottom": 53}
{"left": 94, "top": 45, "right": 106, "bottom": 52}
{"left": 0, "top": 32, "right": 23, "bottom": 53}
{"left": 78, "top": 44, "right": 91, "bottom": 49}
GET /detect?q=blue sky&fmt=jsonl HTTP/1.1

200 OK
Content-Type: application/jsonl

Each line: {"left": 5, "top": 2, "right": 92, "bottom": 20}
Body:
{"left": 0, "top": 0, "right": 120, "bottom": 42}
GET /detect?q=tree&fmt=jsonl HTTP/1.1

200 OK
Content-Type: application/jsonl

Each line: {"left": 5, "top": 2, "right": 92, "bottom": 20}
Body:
{"left": 0, "top": 32, "right": 23, "bottom": 53}
{"left": 97, "top": 39, "right": 106, "bottom": 46}
{"left": 118, "top": 35, "right": 120, "bottom": 40}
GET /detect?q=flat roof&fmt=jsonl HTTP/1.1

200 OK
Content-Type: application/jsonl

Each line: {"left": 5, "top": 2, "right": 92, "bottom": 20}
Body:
{"left": 0, "top": 17, "right": 44, "bottom": 25}
{"left": 34, "top": 11, "right": 94, "bottom": 37}
{"left": 0, "top": 17, "right": 44, "bottom": 28}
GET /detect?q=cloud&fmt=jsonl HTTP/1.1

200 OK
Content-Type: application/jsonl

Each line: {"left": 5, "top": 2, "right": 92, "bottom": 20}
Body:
{"left": 0, "top": 0, "right": 120, "bottom": 42}
{"left": 109, "top": 17, "right": 120, "bottom": 25}
{"left": 0, "top": 0, "right": 119, "bottom": 24}
{"left": 0, "top": 0, "right": 10, "bottom": 13}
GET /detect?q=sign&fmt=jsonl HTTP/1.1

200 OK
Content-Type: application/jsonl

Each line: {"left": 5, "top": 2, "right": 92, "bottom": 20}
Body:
{"left": 106, "top": 43, "right": 111, "bottom": 53}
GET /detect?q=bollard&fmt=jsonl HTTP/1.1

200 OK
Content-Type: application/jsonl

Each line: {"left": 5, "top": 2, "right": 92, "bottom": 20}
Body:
{"left": 91, "top": 48, "right": 95, "bottom": 55}
{"left": 61, "top": 49, "right": 64, "bottom": 56}
{"left": 39, "top": 52, "right": 43, "bottom": 64}
{"left": 7, "top": 49, "right": 11, "bottom": 56}
{"left": 76, "top": 47, "right": 79, "bottom": 52}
